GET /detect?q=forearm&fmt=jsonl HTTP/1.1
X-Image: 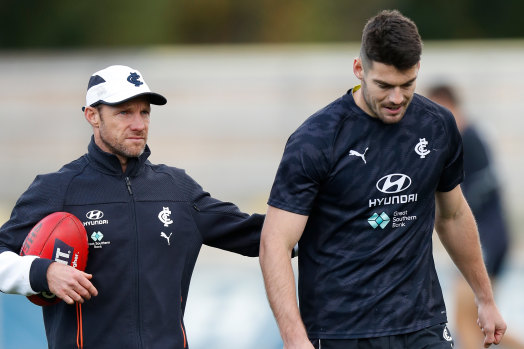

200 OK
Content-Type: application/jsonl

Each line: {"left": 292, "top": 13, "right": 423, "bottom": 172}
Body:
{"left": 435, "top": 200, "right": 493, "bottom": 304}
{"left": 260, "top": 238, "right": 308, "bottom": 345}
{"left": 436, "top": 185, "right": 506, "bottom": 346}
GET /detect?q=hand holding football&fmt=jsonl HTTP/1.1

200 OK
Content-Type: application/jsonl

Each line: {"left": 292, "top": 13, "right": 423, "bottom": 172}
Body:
{"left": 20, "top": 212, "right": 89, "bottom": 306}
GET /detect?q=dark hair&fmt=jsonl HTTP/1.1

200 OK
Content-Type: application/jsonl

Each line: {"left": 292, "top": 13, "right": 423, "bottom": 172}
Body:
{"left": 426, "top": 84, "right": 460, "bottom": 106}
{"left": 360, "top": 10, "right": 422, "bottom": 70}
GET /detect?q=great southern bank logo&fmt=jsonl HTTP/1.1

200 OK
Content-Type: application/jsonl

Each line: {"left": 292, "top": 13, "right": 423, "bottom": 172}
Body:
{"left": 91, "top": 231, "right": 104, "bottom": 241}
{"left": 89, "top": 231, "right": 111, "bottom": 249}
{"left": 368, "top": 212, "right": 390, "bottom": 229}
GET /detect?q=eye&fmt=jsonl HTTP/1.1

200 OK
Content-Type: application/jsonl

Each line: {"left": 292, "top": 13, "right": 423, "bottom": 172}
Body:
{"left": 114, "top": 110, "right": 133, "bottom": 120}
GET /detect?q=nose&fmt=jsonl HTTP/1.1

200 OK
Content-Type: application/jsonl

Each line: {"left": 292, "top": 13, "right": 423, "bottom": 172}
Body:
{"left": 129, "top": 112, "right": 147, "bottom": 131}
{"left": 389, "top": 87, "right": 404, "bottom": 105}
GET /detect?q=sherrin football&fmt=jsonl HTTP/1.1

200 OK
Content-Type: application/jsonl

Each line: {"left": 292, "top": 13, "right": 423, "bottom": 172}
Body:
{"left": 20, "top": 212, "right": 89, "bottom": 306}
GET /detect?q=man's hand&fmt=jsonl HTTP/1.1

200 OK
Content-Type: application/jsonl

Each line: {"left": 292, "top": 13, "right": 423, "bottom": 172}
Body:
{"left": 47, "top": 262, "right": 98, "bottom": 304}
{"left": 477, "top": 301, "right": 506, "bottom": 347}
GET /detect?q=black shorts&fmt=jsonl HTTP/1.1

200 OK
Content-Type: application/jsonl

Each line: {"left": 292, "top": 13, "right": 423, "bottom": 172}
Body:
{"left": 311, "top": 323, "right": 454, "bottom": 349}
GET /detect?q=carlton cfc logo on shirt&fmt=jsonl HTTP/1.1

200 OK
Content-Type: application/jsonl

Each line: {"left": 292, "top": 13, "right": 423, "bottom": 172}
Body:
{"left": 415, "top": 138, "right": 431, "bottom": 158}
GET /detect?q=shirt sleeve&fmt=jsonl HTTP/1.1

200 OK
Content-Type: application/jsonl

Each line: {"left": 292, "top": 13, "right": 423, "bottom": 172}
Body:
{"left": 187, "top": 176, "right": 264, "bottom": 257}
{"left": 268, "top": 120, "right": 332, "bottom": 215}
{"left": 436, "top": 109, "right": 465, "bottom": 192}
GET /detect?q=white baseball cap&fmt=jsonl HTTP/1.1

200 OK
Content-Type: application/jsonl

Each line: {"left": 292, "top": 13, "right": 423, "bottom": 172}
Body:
{"left": 83, "top": 65, "right": 167, "bottom": 111}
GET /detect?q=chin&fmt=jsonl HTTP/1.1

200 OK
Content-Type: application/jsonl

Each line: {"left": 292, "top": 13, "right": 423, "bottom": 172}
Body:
{"left": 377, "top": 115, "right": 402, "bottom": 124}
{"left": 121, "top": 145, "right": 145, "bottom": 158}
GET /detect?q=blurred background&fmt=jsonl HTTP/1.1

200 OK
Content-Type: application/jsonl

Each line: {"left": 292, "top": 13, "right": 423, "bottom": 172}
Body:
{"left": 1, "top": 1, "right": 523, "bottom": 348}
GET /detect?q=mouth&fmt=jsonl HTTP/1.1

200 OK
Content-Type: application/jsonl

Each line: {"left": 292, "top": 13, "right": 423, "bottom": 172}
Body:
{"left": 384, "top": 104, "right": 402, "bottom": 112}
{"left": 382, "top": 104, "right": 404, "bottom": 117}
{"left": 126, "top": 136, "right": 146, "bottom": 143}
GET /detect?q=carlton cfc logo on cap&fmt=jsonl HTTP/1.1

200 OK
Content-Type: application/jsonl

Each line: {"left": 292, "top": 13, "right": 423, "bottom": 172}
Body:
{"left": 127, "top": 72, "right": 144, "bottom": 87}
{"left": 83, "top": 65, "right": 167, "bottom": 111}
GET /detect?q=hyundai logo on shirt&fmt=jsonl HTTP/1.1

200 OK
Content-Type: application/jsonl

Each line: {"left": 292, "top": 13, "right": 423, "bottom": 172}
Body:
{"left": 376, "top": 174, "right": 412, "bottom": 194}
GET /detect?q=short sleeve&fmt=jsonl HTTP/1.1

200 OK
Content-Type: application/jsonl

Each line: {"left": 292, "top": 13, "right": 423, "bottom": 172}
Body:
{"left": 268, "top": 120, "right": 332, "bottom": 215}
{"left": 436, "top": 110, "right": 465, "bottom": 192}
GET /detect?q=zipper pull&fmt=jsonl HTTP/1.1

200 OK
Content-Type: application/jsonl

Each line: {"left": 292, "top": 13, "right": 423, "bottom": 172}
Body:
{"left": 125, "top": 177, "right": 133, "bottom": 195}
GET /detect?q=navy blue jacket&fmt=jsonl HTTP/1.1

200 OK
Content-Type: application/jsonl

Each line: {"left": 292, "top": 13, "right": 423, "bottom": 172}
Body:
{"left": 0, "top": 138, "right": 263, "bottom": 348}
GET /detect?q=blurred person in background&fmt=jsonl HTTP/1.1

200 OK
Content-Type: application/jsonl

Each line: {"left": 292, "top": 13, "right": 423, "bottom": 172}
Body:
{"left": 427, "top": 84, "right": 523, "bottom": 349}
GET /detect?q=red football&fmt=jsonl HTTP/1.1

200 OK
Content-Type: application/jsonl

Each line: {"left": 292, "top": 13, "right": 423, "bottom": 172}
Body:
{"left": 20, "top": 212, "right": 88, "bottom": 306}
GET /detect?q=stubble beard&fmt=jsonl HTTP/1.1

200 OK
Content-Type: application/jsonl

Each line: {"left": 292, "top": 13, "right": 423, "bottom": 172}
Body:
{"left": 99, "top": 128, "right": 146, "bottom": 159}
{"left": 361, "top": 82, "right": 408, "bottom": 125}
{"left": 361, "top": 81, "right": 380, "bottom": 119}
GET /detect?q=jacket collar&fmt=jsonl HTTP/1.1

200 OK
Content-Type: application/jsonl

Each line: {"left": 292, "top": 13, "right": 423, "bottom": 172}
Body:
{"left": 87, "top": 136, "right": 151, "bottom": 177}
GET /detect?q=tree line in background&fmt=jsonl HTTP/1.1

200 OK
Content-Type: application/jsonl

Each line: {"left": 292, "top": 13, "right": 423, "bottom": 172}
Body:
{"left": 1, "top": 0, "right": 523, "bottom": 48}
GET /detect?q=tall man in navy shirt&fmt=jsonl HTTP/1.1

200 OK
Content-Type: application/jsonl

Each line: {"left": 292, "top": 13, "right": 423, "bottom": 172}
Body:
{"left": 259, "top": 10, "right": 506, "bottom": 349}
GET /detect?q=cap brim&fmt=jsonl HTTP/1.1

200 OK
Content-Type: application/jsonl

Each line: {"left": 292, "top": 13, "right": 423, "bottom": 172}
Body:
{"left": 102, "top": 92, "right": 167, "bottom": 106}
{"left": 82, "top": 92, "right": 166, "bottom": 111}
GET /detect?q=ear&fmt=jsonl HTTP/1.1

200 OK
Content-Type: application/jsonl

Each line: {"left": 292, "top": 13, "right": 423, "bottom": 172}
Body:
{"left": 84, "top": 106, "right": 100, "bottom": 128}
{"left": 353, "top": 58, "right": 364, "bottom": 80}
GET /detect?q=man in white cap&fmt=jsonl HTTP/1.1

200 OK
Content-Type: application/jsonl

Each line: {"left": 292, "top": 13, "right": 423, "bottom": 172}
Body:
{"left": 0, "top": 65, "right": 264, "bottom": 348}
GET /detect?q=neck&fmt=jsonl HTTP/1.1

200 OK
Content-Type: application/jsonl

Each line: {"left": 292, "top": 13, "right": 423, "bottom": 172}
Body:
{"left": 117, "top": 155, "right": 128, "bottom": 173}
{"left": 352, "top": 86, "right": 373, "bottom": 117}
{"left": 93, "top": 135, "right": 129, "bottom": 173}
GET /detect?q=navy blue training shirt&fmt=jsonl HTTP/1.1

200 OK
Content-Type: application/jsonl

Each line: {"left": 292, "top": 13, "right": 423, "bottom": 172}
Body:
{"left": 268, "top": 88, "right": 464, "bottom": 339}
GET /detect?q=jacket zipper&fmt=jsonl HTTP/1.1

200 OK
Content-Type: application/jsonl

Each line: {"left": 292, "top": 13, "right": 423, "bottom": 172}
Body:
{"left": 126, "top": 176, "right": 133, "bottom": 195}
{"left": 125, "top": 176, "right": 143, "bottom": 348}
